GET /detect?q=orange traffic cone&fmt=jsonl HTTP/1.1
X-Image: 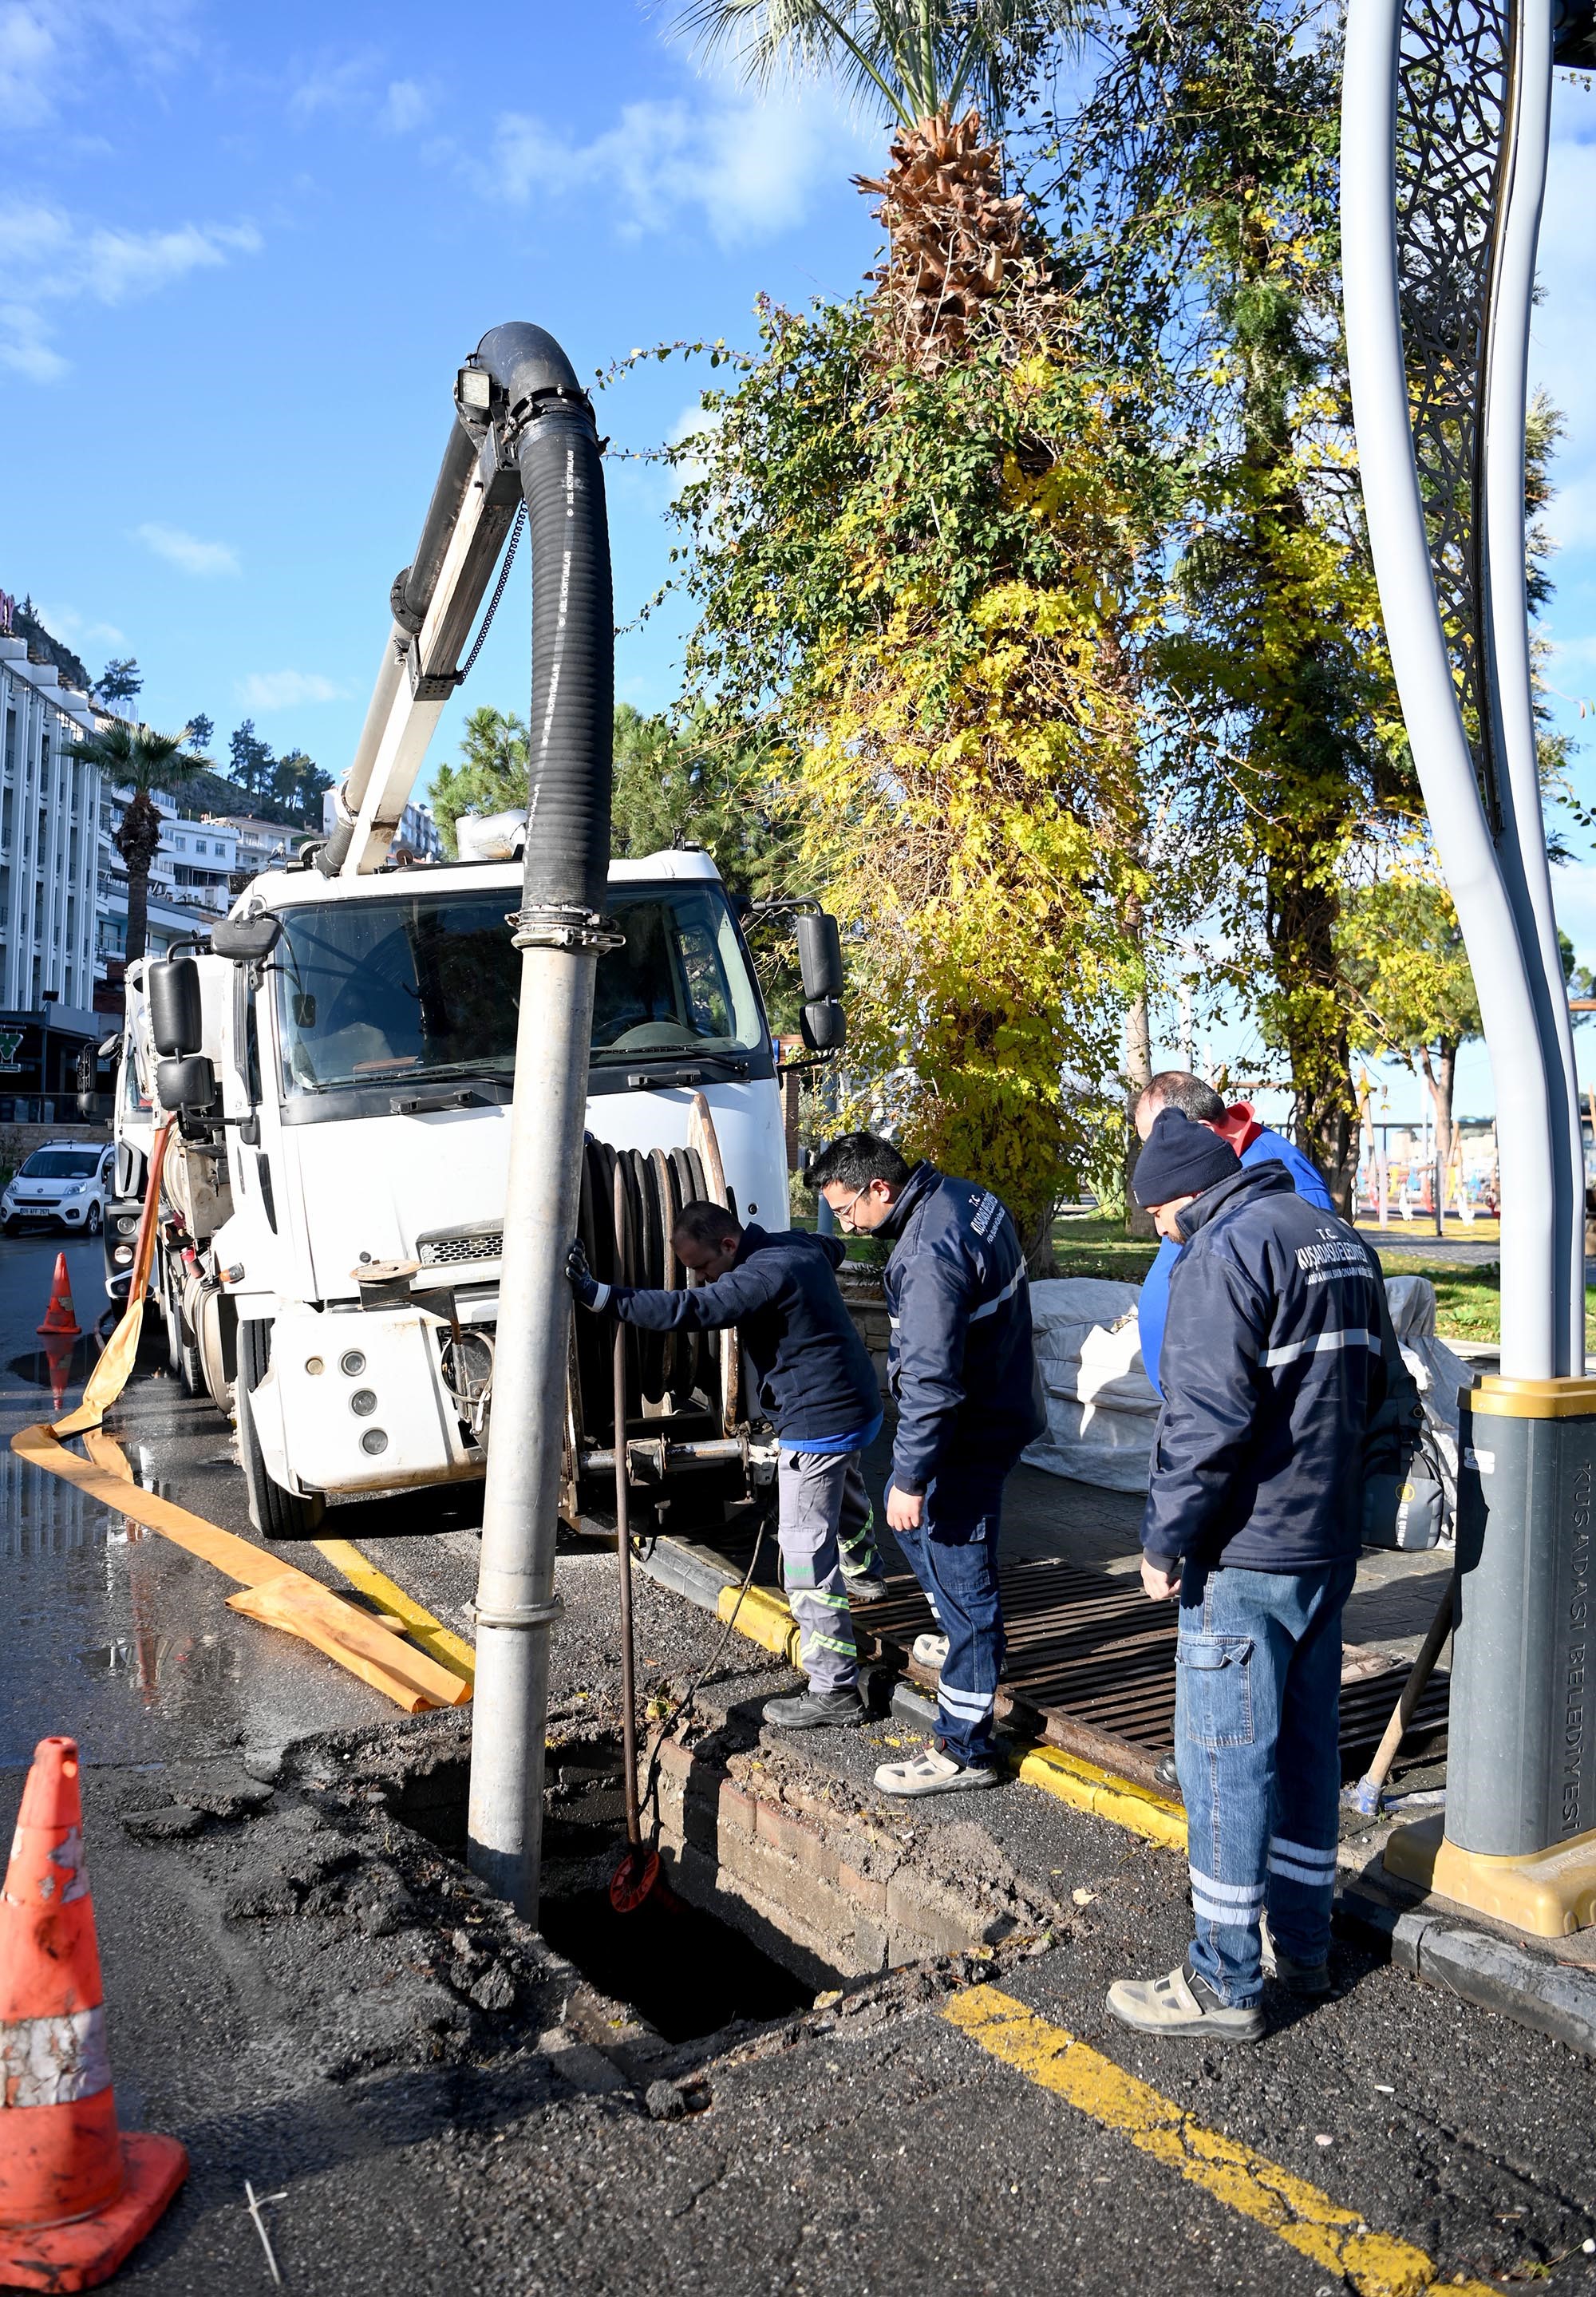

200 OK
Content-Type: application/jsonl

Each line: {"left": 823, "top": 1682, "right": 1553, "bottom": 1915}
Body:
{"left": 36, "top": 1255, "right": 81, "bottom": 1341}
{"left": 39, "top": 1332, "right": 74, "bottom": 1417}
{"left": 0, "top": 1738, "right": 187, "bottom": 2291}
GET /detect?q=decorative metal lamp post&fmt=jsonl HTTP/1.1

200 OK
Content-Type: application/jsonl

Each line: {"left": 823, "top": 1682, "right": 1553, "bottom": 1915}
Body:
{"left": 1343, "top": 0, "right": 1596, "bottom": 1930}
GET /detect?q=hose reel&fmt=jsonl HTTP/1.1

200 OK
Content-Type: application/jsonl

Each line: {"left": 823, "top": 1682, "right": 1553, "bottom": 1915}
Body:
{"left": 573, "top": 1135, "right": 737, "bottom": 1445}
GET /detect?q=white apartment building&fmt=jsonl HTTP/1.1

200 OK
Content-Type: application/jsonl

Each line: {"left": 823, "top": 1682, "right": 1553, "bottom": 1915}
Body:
{"left": 322, "top": 789, "right": 444, "bottom": 862}
{"left": 0, "top": 636, "right": 100, "bottom": 1009}
{"left": 97, "top": 790, "right": 239, "bottom": 971}
{"left": 215, "top": 815, "right": 302, "bottom": 880}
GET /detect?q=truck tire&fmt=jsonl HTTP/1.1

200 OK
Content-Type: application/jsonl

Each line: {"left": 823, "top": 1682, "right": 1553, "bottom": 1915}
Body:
{"left": 237, "top": 1318, "right": 326, "bottom": 1542}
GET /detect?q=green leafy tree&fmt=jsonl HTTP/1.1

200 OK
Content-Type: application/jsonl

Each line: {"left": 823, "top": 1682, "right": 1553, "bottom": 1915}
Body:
{"left": 184, "top": 713, "right": 214, "bottom": 753}
{"left": 1338, "top": 874, "right": 1481, "bottom": 1175}
{"left": 228, "top": 720, "right": 275, "bottom": 804}
{"left": 95, "top": 657, "right": 143, "bottom": 707}
{"left": 68, "top": 722, "right": 203, "bottom": 964}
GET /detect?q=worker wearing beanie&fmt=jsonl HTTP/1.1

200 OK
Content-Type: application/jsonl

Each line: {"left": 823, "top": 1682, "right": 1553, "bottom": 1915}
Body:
{"left": 1107, "top": 1108, "right": 1412, "bottom": 2044}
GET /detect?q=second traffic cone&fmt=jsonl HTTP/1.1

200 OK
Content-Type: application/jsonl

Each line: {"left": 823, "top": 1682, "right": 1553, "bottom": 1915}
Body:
{"left": 0, "top": 1737, "right": 187, "bottom": 2291}
{"left": 36, "top": 1254, "right": 81, "bottom": 1341}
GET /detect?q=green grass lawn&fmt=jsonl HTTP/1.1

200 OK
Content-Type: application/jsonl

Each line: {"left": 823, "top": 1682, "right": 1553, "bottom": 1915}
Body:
{"left": 1049, "top": 1212, "right": 1566, "bottom": 1350}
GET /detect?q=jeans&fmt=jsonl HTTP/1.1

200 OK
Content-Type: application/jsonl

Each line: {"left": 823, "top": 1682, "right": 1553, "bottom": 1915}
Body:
{"left": 778, "top": 1450, "right": 882, "bottom": 1692}
{"left": 1174, "top": 1557, "right": 1356, "bottom": 2006}
{"left": 893, "top": 1462, "right": 1008, "bottom": 1765}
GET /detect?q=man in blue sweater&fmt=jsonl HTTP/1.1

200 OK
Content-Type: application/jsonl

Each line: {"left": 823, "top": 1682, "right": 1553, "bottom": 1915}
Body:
{"left": 567, "top": 1200, "right": 886, "bottom": 1731}
{"left": 1107, "top": 1111, "right": 1401, "bottom": 2044}
{"left": 1135, "top": 1072, "right": 1334, "bottom": 1399}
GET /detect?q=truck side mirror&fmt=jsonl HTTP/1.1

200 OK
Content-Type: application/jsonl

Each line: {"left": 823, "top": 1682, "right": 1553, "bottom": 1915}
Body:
{"left": 800, "top": 998, "right": 847, "bottom": 1054}
{"left": 156, "top": 1054, "right": 217, "bottom": 1113}
{"left": 796, "top": 911, "right": 844, "bottom": 1003}
{"left": 75, "top": 1045, "right": 97, "bottom": 1121}
{"left": 212, "top": 913, "right": 282, "bottom": 962}
{"left": 148, "top": 956, "right": 203, "bottom": 1057}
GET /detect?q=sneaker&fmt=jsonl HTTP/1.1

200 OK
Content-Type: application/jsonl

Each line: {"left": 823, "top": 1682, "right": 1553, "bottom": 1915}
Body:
{"left": 1260, "top": 1915, "right": 1331, "bottom": 1996}
{"left": 875, "top": 1742, "right": 998, "bottom": 1797}
{"left": 1106, "top": 1962, "right": 1265, "bottom": 2044}
{"left": 763, "top": 1687, "right": 865, "bottom": 1731}
{"left": 911, "top": 1631, "right": 950, "bottom": 1670}
{"left": 843, "top": 1568, "right": 888, "bottom": 1604}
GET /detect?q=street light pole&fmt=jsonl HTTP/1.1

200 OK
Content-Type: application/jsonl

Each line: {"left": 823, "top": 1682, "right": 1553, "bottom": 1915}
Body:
{"left": 1343, "top": 0, "right": 1596, "bottom": 1931}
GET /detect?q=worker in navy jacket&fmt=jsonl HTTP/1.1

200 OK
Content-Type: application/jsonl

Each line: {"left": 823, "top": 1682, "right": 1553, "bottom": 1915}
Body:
{"left": 1107, "top": 1109, "right": 1403, "bottom": 2048}
{"left": 567, "top": 1200, "right": 886, "bottom": 1731}
{"left": 1134, "top": 1071, "right": 1334, "bottom": 1398}
{"left": 808, "top": 1131, "right": 1045, "bottom": 1800}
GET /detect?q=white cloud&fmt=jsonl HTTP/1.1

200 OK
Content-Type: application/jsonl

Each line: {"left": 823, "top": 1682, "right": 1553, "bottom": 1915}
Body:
{"left": 381, "top": 78, "right": 429, "bottom": 133}
{"left": 0, "top": 2, "right": 196, "bottom": 132}
{"left": 669, "top": 399, "right": 722, "bottom": 485}
{"left": 287, "top": 47, "right": 379, "bottom": 121}
{"left": 489, "top": 85, "right": 873, "bottom": 249}
{"left": 0, "top": 203, "right": 261, "bottom": 384}
{"left": 135, "top": 523, "right": 241, "bottom": 578}
{"left": 235, "top": 670, "right": 346, "bottom": 710}
{"left": 36, "top": 602, "right": 124, "bottom": 647}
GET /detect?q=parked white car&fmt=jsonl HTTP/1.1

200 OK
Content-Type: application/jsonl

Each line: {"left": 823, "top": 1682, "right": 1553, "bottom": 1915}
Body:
{"left": 1, "top": 1141, "right": 116, "bottom": 1237}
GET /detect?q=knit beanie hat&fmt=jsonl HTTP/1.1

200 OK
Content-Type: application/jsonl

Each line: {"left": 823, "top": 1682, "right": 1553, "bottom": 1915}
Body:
{"left": 1132, "top": 1107, "right": 1242, "bottom": 1209}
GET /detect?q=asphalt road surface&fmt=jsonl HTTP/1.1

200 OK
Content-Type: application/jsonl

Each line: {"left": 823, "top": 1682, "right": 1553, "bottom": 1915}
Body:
{"left": 4, "top": 1233, "right": 1596, "bottom": 2295}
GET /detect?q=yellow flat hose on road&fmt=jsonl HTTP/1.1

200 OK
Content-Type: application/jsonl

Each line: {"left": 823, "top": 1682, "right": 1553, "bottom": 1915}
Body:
{"left": 12, "top": 1121, "right": 470, "bottom": 1714}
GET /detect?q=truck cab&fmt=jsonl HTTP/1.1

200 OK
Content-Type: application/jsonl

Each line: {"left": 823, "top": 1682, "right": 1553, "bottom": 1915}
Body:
{"left": 140, "top": 847, "right": 794, "bottom": 1538}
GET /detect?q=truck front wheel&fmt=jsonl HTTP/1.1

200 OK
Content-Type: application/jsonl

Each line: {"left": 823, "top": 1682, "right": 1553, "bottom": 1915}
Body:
{"left": 237, "top": 1318, "right": 326, "bottom": 1542}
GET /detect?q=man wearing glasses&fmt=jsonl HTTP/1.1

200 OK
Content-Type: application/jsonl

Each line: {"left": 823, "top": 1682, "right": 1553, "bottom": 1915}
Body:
{"left": 806, "top": 1132, "right": 1045, "bottom": 1796}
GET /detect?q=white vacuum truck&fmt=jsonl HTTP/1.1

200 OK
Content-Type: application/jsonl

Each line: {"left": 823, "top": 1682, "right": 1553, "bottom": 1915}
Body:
{"left": 104, "top": 322, "right": 847, "bottom": 1540}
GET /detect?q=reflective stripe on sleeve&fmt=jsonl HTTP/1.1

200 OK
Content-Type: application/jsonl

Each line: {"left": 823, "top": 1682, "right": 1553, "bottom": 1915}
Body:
{"left": 1258, "top": 1328, "right": 1377, "bottom": 1370}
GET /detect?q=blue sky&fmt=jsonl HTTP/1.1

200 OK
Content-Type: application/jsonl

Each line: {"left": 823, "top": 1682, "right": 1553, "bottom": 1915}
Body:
{"left": 4, "top": 1, "right": 1594, "bottom": 1126}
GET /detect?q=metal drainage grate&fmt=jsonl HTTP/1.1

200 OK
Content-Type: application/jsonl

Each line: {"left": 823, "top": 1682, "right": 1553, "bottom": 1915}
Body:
{"left": 417, "top": 1229, "right": 504, "bottom": 1267}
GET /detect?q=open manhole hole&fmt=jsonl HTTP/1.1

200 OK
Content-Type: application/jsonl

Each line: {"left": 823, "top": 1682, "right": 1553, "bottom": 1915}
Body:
{"left": 381, "top": 1738, "right": 820, "bottom": 2043}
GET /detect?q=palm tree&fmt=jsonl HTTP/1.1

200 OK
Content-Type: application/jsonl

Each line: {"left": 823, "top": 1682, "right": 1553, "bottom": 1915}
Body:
{"left": 69, "top": 721, "right": 207, "bottom": 967}
{"left": 673, "top": 0, "right": 1079, "bottom": 366}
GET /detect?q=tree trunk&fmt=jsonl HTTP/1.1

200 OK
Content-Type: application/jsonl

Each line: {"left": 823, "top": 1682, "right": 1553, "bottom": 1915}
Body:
{"left": 1124, "top": 982, "right": 1156, "bottom": 1239}
{"left": 114, "top": 789, "right": 164, "bottom": 967}
{"left": 1418, "top": 1039, "right": 1457, "bottom": 1175}
{"left": 1269, "top": 861, "right": 1357, "bottom": 1216}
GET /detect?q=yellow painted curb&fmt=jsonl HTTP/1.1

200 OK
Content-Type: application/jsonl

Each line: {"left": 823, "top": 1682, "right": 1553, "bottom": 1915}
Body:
{"left": 717, "top": 1579, "right": 801, "bottom": 1666}
{"left": 314, "top": 1537, "right": 476, "bottom": 1686}
{"left": 1015, "top": 1744, "right": 1187, "bottom": 1853}
{"left": 944, "top": 1986, "right": 1495, "bottom": 2297}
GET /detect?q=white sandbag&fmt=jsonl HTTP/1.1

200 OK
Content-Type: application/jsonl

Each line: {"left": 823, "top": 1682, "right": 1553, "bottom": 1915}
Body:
{"left": 1023, "top": 1278, "right": 1159, "bottom": 1492}
{"left": 1022, "top": 1268, "right": 1470, "bottom": 1504}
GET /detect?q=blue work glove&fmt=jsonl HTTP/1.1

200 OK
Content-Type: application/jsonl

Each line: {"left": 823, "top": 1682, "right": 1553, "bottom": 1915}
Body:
{"left": 565, "top": 1239, "right": 612, "bottom": 1313}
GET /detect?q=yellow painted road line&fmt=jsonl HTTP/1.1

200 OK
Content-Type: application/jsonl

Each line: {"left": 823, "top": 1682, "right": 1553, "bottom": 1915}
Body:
{"left": 943, "top": 1987, "right": 1495, "bottom": 2297}
{"left": 314, "top": 1537, "right": 476, "bottom": 1686}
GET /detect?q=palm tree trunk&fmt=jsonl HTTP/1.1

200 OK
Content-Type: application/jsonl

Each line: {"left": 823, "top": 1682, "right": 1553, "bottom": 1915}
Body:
{"left": 125, "top": 864, "right": 151, "bottom": 967}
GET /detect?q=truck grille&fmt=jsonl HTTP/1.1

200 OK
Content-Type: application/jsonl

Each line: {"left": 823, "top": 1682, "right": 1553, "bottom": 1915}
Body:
{"left": 417, "top": 1228, "right": 504, "bottom": 1267}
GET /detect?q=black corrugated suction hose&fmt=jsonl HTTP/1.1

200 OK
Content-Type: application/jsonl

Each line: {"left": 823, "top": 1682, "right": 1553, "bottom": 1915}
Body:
{"left": 516, "top": 405, "right": 614, "bottom": 919}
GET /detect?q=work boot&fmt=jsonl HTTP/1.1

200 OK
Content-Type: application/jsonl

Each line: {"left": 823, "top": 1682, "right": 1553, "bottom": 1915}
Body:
{"left": 874, "top": 1742, "right": 998, "bottom": 1797}
{"left": 1260, "top": 1915, "right": 1332, "bottom": 1996}
{"left": 842, "top": 1567, "right": 888, "bottom": 1604}
{"left": 911, "top": 1631, "right": 950, "bottom": 1670}
{"left": 1106, "top": 1962, "right": 1265, "bottom": 2044}
{"left": 1154, "top": 1751, "right": 1182, "bottom": 1795}
{"left": 763, "top": 1686, "right": 865, "bottom": 1731}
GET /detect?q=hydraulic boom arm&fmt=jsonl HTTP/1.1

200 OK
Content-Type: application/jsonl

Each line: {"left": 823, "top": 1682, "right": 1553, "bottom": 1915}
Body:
{"left": 318, "top": 322, "right": 594, "bottom": 878}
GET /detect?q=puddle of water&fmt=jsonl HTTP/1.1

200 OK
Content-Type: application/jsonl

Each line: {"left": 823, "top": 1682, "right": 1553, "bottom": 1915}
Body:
{"left": 6, "top": 1339, "right": 99, "bottom": 1388}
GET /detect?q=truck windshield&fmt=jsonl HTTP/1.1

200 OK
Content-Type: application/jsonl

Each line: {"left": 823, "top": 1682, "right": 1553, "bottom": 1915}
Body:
{"left": 273, "top": 882, "right": 766, "bottom": 1096}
